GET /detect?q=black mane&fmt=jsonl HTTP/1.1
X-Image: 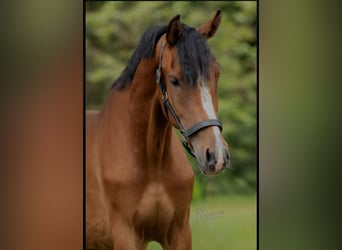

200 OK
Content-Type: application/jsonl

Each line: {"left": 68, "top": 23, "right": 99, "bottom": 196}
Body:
{"left": 112, "top": 25, "right": 167, "bottom": 90}
{"left": 112, "top": 23, "right": 213, "bottom": 90}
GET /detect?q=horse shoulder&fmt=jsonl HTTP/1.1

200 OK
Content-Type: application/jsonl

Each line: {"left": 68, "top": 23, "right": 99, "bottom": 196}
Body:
{"left": 86, "top": 110, "right": 100, "bottom": 130}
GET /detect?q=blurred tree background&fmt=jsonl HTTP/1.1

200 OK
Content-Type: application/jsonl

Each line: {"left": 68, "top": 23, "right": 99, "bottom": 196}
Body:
{"left": 86, "top": 1, "right": 256, "bottom": 199}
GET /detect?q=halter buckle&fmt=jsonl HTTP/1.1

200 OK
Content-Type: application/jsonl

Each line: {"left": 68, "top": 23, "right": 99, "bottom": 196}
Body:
{"left": 156, "top": 66, "right": 167, "bottom": 101}
{"left": 156, "top": 68, "right": 161, "bottom": 85}
{"left": 181, "top": 136, "right": 196, "bottom": 157}
{"left": 161, "top": 91, "right": 168, "bottom": 102}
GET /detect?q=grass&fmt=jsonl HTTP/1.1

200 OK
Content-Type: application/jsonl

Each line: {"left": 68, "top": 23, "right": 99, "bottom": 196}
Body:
{"left": 147, "top": 194, "right": 256, "bottom": 249}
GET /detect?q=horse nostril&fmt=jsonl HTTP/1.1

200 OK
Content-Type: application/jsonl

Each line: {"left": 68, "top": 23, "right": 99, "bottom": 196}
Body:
{"left": 223, "top": 150, "right": 230, "bottom": 167}
{"left": 225, "top": 150, "right": 230, "bottom": 161}
{"left": 206, "top": 148, "right": 216, "bottom": 171}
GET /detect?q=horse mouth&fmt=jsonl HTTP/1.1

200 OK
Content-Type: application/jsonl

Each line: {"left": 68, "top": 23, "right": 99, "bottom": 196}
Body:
{"left": 198, "top": 161, "right": 228, "bottom": 176}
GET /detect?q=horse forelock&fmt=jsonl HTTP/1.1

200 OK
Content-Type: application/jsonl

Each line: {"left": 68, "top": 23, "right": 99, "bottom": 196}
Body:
{"left": 175, "top": 24, "right": 214, "bottom": 86}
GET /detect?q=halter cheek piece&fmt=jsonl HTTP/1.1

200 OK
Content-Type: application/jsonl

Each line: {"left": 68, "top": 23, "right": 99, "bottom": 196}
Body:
{"left": 156, "top": 42, "right": 222, "bottom": 157}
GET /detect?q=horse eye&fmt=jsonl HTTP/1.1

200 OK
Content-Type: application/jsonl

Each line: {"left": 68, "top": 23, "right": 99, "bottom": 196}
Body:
{"left": 170, "top": 78, "right": 180, "bottom": 87}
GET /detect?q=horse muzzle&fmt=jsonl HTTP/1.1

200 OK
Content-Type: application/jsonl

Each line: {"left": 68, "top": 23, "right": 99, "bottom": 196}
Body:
{"left": 194, "top": 143, "right": 230, "bottom": 175}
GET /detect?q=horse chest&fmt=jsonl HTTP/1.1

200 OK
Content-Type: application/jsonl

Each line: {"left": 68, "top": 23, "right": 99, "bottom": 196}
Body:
{"left": 133, "top": 182, "right": 187, "bottom": 238}
{"left": 138, "top": 183, "right": 174, "bottom": 218}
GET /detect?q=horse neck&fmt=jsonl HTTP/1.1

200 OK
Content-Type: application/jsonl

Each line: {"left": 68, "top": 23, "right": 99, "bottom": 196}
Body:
{"left": 101, "top": 59, "right": 172, "bottom": 164}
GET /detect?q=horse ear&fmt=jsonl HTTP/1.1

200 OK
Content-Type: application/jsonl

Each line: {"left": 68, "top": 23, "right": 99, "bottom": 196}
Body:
{"left": 197, "top": 10, "right": 222, "bottom": 39}
{"left": 166, "top": 15, "right": 182, "bottom": 46}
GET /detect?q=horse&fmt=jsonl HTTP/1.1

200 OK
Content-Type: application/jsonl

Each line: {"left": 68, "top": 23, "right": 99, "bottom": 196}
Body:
{"left": 86, "top": 10, "right": 230, "bottom": 250}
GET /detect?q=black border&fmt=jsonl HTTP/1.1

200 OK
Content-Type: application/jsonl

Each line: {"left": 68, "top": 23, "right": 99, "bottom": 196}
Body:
{"left": 83, "top": 1, "right": 86, "bottom": 249}
{"left": 256, "top": 1, "right": 259, "bottom": 250}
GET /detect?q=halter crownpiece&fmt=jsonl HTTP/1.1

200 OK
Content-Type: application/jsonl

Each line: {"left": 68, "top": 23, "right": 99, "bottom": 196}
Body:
{"left": 156, "top": 42, "right": 222, "bottom": 158}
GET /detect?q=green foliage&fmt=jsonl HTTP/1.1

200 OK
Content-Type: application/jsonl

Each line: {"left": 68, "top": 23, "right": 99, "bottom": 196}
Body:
{"left": 86, "top": 2, "right": 256, "bottom": 195}
{"left": 192, "top": 177, "right": 204, "bottom": 202}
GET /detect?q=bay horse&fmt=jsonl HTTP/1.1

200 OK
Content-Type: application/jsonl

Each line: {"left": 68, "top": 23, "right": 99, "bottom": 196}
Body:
{"left": 86, "top": 10, "right": 230, "bottom": 250}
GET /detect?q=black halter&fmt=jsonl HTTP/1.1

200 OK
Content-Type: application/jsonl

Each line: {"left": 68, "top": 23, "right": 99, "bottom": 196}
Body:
{"left": 156, "top": 42, "right": 222, "bottom": 157}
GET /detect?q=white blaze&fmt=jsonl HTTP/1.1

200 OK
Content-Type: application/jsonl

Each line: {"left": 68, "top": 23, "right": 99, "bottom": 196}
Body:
{"left": 199, "top": 82, "right": 224, "bottom": 166}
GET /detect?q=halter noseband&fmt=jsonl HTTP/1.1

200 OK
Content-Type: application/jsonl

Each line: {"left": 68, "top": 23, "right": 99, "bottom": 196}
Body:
{"left": 156, "top": 42, "right": 222, "bottom": 157}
